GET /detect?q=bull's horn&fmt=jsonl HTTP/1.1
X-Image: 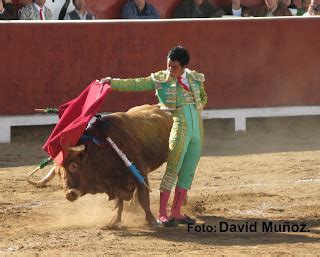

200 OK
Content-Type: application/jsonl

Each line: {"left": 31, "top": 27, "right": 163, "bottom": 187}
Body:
{"left": 27, "top": 166, "right": 56, "bottom": 187}
{"left": 66, "top": 145, "right": 85, "bottom": 153}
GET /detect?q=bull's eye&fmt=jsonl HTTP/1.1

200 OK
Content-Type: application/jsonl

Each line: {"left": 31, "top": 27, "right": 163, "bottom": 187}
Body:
{"left": 68, "top": 162, "right": 78, "bottom": 173}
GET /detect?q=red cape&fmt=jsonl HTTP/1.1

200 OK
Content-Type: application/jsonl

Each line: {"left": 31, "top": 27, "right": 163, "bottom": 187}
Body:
{"left": 43, "top": 80, "right": 112, "bottom": 164}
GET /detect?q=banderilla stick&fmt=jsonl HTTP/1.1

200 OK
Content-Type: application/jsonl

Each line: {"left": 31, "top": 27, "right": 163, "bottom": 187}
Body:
{"left": 28, "top": 157, "right": 53, "bottom": 177}
{"left": 35, "top": 108, "right": 59, "bottom": 114}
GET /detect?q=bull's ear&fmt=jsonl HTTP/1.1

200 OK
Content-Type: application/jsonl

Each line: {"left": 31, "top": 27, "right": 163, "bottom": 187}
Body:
{"left": 66, "top": 145, "right": 85, "bottom": 153}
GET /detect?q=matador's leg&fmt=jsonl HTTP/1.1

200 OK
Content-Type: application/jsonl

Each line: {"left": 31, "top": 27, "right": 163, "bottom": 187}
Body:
{"left": 160, "top": 109, "right": 191, "bottom": 191}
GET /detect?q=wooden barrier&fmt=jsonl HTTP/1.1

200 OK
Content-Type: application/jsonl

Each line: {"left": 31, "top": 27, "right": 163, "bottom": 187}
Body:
{"left": 1, "top": 17, "right": 319, "bottom": 114}
{"left": 0, "top": 17, "right": 319, "bottom": 142}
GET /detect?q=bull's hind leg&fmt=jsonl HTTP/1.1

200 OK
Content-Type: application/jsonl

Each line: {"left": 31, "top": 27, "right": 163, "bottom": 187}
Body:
{"left": 137, "top": 178, "right": 157, "bottom": 228}
{"left": 102, "top": 199, "right": 123, "bottom": 230}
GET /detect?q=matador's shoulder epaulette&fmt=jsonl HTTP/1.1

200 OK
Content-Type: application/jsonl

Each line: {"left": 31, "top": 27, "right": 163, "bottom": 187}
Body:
{"left": 151, "top": 70, "right": 170, "bottom": 83}
{"left": 187, "top": 69, "right": 205, "bottom": 82}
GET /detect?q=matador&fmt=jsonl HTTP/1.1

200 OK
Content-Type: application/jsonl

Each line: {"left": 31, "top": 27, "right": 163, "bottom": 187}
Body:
{"left": 101, "top": 46, "right": 208, "bottom": 227}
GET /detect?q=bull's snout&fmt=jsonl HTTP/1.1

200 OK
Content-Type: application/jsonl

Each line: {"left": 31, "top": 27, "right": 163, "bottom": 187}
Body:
{"left": 65, "top": 189, "right": 81, "bottom": 202}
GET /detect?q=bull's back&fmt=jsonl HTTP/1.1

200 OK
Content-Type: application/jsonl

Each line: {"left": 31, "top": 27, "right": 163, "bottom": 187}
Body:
{"left": 125, "top": 105, "right": 173, "bottom": 170}
{"left": 88, "top": 105, "right": 172, "bottom": 173}
{"left": 121, "top": 105, "right": 173, "bottom": 171}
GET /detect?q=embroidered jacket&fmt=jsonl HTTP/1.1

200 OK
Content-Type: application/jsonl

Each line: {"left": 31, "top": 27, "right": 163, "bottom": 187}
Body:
{"left": 110, "top": 69, "right": 207, "bottom": 111}
{"left": 18, "top": 3, "right": 52, "bottom": 20}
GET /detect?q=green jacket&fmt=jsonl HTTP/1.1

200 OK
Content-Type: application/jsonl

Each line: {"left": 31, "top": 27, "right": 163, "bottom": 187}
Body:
{"left": 111, "top": 69, "right": 208, "bottom": 111}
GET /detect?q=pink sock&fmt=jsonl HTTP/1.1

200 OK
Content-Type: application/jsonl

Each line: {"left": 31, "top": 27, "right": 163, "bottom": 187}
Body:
{"left": 171, "top": 186, "right": 187, "bottom": 219}
{"left": 158, "top": 189, "right": 170, "bottom": 222}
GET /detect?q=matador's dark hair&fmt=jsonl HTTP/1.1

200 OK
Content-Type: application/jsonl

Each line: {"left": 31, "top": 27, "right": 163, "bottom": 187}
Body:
{"left": 167, "top": 46, "right": 190, "bottom": 67}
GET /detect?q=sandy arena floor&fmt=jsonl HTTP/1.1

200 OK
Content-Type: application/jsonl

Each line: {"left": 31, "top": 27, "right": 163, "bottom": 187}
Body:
{"left": 0, "top": 117, "right": 319, "bottom": 255}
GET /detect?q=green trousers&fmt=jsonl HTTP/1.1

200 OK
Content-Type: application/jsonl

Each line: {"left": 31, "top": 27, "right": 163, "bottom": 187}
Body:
{"left": 160, "top": 104, "right": 203, "bottom": 191}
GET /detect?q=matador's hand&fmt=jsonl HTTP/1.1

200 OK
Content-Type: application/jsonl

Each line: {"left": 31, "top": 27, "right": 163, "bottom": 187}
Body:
{"left": 100, "top": 77, "right": 111, "bottom": 85}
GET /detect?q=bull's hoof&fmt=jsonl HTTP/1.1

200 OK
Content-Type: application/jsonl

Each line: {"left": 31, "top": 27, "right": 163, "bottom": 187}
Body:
{"left": 101, "top": 221, "right": 121, "bottom": 230}
{"left": 147, "top": 221, "right": 159, "bottom": 229}
{"left": 146, "top": 217, "right": 159, "bottom": 229}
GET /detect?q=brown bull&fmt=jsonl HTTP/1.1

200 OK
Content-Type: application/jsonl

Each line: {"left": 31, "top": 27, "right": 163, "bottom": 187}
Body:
{"left": 58, "top": 104, "right": 172, "bottom": 228}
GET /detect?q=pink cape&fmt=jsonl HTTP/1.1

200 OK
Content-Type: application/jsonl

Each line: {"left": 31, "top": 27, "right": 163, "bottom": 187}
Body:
{"left": 43, "top": 80, "right": 112, "bottom": 165}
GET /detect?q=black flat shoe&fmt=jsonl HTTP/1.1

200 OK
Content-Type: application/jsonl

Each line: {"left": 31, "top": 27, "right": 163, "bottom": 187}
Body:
{"left": 174, "top": 214, "right": 196, "bottom": 224}
{"left": 157, "top": 218, "right": 178, "bottom": 227}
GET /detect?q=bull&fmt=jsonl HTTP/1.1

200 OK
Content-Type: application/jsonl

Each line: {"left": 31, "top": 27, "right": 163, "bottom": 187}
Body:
{"left": 29, "top": 104, "right": 173, "bottom": 228}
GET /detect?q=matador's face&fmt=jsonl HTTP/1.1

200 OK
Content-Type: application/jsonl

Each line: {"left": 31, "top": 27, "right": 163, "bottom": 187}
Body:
{"left": 167, "top": 59, "right": 185, "bottom": 78}
{"left": 35, "top": 0, "right": 46, "bottom": 7}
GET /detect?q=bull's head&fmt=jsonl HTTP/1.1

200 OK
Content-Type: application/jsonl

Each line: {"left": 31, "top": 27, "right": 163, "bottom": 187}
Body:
{"left": 59, "top": 145, "right": 87, "bottom": 202}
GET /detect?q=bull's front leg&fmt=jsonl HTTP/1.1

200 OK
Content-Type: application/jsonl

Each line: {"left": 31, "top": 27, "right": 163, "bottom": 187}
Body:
{"left": 102, "top": 198, "right": 123, "bottom": 230}
{"left": 137, "top": 178, "right": 158, "bottom": 228}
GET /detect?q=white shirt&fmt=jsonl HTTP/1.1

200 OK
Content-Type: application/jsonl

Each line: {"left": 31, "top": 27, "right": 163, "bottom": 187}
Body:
{"left": 288, "top": 8, "right": 297, "bottom": 15}
{"left": 232, "top": 8, "right": 242, "bottom": 16}
{"left": 45, "top": 0, "right": 74, "bottom": 20}
{"left": 34, "top": 2, "right": 46, "bottom": 20}
{"left": 267, "top": 6, "right": 278, "bottom": 16}
{"left": 177, "top": 70, "right": 190, "bottom": 89}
